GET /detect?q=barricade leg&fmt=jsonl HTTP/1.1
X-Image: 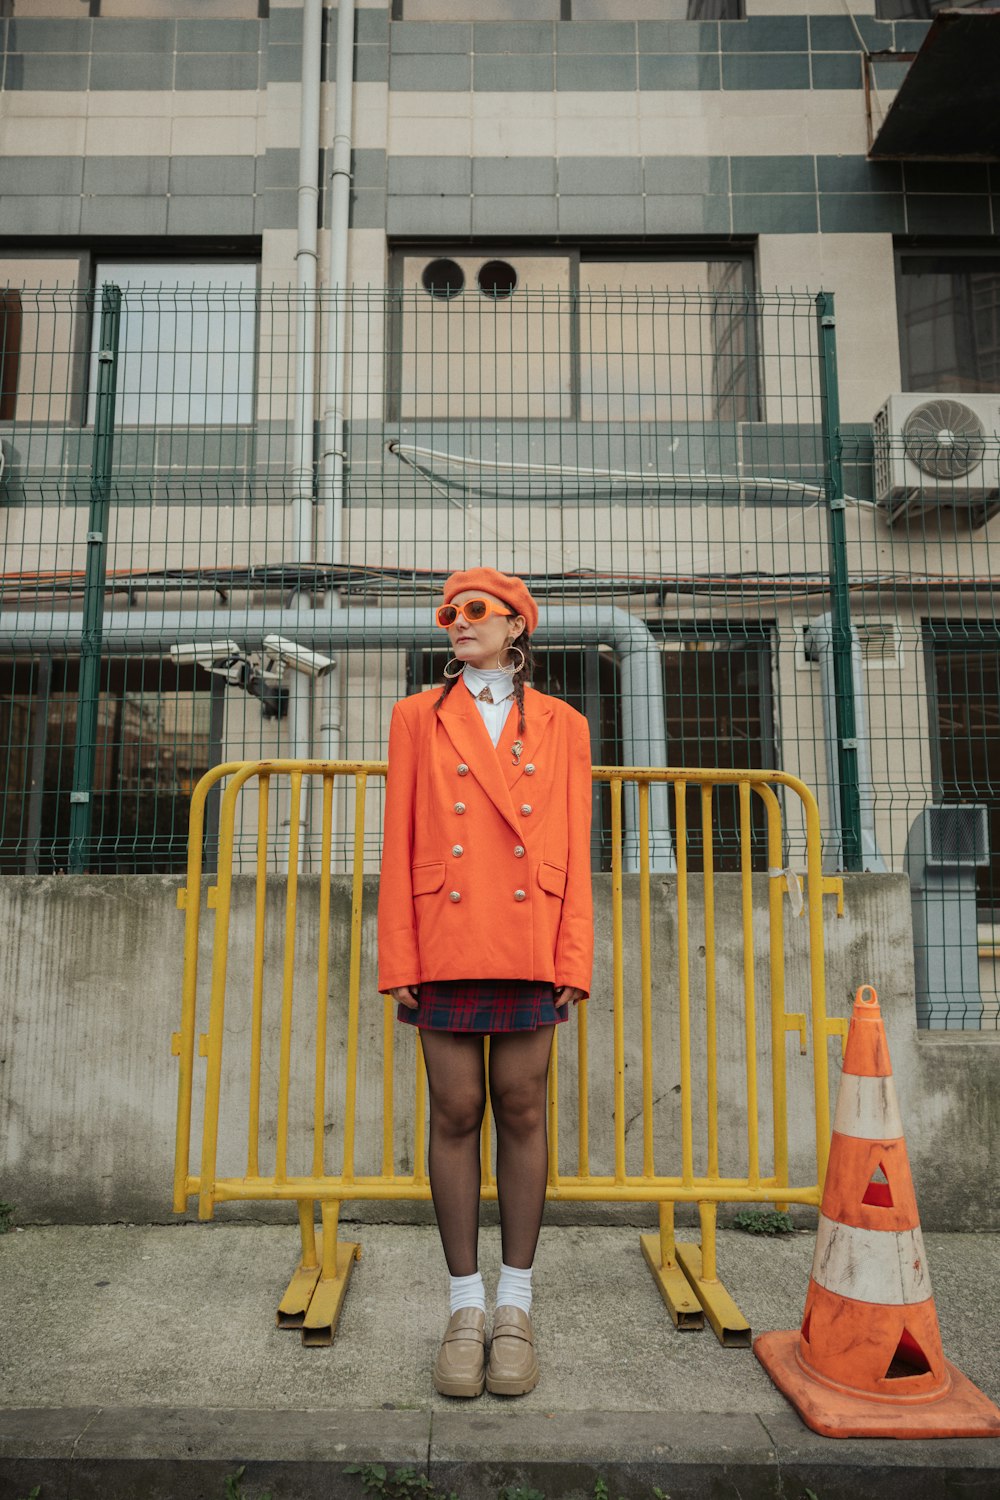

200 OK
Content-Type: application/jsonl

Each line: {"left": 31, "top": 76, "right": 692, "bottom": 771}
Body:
{"left": 676, "top": 1202, "right": 752, "bottom": 1349}
{"left": 301, "top": 1200, "right": 362, "bottom": 1347}
{"left": 640, "top": 1203, "right": 703, "bottom": 1331}
{"left": 276, "top": 1200, "right": 323, "bottom": 1328}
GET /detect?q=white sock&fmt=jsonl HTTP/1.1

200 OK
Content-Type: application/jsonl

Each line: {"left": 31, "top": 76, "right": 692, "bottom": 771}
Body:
{"left": 495, "top": 1261, "right": 533, "bottom": 1315}
{"left": 449, "top": 1270, "right": 486, "bottom": 1316}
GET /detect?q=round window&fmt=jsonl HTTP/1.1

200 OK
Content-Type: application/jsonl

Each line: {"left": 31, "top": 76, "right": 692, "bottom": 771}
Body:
{"left": 477, "top": 260, "right": 518, "bottom": 299}
{"left": 421, "top": 259, "right": 465, "bottom": 299}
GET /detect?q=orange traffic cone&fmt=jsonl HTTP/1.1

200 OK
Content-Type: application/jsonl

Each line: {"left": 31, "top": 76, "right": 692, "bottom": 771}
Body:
{"left": 755, "top": 984, "right": 1000, "bottom": 1438}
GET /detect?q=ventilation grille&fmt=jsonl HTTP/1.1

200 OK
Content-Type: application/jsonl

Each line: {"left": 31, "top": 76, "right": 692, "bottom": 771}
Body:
{"left": 924, "top": 805, "right": 990, "bottom": 868}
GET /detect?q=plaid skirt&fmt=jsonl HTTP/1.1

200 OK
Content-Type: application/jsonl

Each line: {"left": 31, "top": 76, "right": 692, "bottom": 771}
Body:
{"left": 397, "top": 979, "right": 568, "bottom": 1034}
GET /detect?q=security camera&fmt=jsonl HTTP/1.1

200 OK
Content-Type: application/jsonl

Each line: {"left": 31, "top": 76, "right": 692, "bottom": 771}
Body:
{"left": 262, "top": 634, "right": 335, "bottom": 679}
{"left": 169, "top": 640, "right": 242, "bottom": 667}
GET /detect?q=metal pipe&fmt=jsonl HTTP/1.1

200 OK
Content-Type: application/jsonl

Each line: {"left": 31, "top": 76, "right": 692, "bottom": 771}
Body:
{"left": 0, "top": 604, "right": 674, "bottom": 870}
{"left": 288, "top": 0, "right": 324, "bottom": 871}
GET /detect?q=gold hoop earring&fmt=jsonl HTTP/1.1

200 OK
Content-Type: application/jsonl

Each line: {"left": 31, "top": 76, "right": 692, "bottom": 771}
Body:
{"left": 443, "top": 657, "right": 464, "bottom": 680}
{"left": 501, "top": 644, "right": 526, "bottom": 676}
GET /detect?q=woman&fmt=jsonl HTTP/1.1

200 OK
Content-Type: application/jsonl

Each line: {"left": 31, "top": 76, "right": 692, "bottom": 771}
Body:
{"left": 378, "top": 567, "right": 594, "bottom": 1399}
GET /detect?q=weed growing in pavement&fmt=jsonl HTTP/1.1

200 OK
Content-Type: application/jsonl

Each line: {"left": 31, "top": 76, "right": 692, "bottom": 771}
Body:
{"left": 0, "top": 1202, "right": 15, "bottom": 1233}
{"left": 224, "top": 1465, "right": 273, "bottom": 1500}
{"left": 733, "top": 1208, "right": 796, "bottom": 1236}
{"left": 347, "top": 1463, "right": 459, "bottom": 1500}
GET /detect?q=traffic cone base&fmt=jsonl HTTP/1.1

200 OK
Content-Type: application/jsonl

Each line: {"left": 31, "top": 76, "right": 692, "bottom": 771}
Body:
{"left": 797, "top": 1280, "right": 947, "bottom": 1401}
{"left": 755, "top": 1329, "right": 1000, "bottom": 1439}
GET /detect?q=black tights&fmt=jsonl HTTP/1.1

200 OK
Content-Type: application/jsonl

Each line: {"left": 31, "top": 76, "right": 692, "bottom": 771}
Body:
{"left": 419, "top": 1026, "right": 555, "bottom": 1275}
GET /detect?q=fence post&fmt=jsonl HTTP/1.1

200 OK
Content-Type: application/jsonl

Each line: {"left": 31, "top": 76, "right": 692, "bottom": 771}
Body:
{"left": 816, "top": 292, "right": 863, "bottom": 871}
{"left": 68, "top": 283, "right": 121, "bottom": 874}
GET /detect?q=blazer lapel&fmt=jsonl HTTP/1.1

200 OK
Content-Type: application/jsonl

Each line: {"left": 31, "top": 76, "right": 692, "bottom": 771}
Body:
{"left": 501, "top": 686, "right": 554, "bottom": 791}
{"left": 438, "top": 683, "right": 524, "bottom": 837}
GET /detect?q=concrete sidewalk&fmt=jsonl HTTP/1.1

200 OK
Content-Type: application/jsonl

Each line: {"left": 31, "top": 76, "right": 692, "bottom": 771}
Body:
{"left": 1, "top": 1222, "right": 999, "bottom": 1497}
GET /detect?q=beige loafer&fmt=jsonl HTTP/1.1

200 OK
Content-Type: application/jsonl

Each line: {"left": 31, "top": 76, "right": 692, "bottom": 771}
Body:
{"left": 486, "top": 1305, "right": 539, "bottom": 1396}
{"left": 433, "top": 1307, "right": 487, "bottom": 1398}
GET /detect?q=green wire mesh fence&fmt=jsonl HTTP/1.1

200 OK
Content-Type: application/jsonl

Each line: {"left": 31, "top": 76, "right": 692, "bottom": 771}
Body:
{"left": 1, "top": 280, "right": 998, "bottom": 1030}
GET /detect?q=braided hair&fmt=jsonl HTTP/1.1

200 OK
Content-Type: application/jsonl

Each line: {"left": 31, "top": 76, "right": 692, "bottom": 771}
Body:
{"left": 435, "top": 633, "right": 534, "bottom": 734}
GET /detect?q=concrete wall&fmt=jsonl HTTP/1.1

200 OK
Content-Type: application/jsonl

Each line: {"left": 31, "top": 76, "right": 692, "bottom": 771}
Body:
{"left": 2, "top": 872, "right": 997, "bottom": 1230}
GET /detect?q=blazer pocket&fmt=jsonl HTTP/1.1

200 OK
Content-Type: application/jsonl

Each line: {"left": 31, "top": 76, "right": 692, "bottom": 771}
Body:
{"left": 537, "top": 861, "right": 567, "bottom": 898}
{"left": 411, "top": 860, "right": 446, "bottom": 896}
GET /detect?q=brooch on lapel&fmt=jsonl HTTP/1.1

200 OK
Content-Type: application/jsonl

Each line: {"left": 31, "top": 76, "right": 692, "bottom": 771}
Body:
{"left": 511, "top": 740, "right": 524, "bottom": 766}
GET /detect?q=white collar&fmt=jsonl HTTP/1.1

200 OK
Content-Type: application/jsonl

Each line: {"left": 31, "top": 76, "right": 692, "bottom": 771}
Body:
{"left": 462, "top": 664, "right": 515, "bottom": 703}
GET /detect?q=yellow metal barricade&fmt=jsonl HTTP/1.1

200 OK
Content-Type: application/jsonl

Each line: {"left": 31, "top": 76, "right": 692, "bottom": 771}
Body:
{"left": 173, "top": 760, "right": 844, "bottom": 1346}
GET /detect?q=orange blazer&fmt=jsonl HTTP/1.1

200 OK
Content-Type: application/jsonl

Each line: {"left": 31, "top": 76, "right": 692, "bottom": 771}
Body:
{"left": 377, "top": 681, "right": 594, "bottom": 996}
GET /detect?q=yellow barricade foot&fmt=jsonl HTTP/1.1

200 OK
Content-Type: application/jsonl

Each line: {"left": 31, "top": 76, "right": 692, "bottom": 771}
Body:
{"left": 639, "top": 1233, "right": 704, "bottom": 1332}
{"left": 276, "top": 1261, "right": 322, "bottom": 1329}
{"left": 300, "top": 1242, "right": 362, "bottom": 1347}
{"left": 675, "top": 1242, "right": 751, "bottom": 1348}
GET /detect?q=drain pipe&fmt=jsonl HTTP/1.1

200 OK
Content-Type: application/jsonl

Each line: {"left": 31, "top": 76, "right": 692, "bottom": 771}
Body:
{"left": 804, "top": 612, "right": 886, "bottom": 872}
{"left": 2, "top": 605, "right": 674, "bottom": 871}
{"left": 314, "top": 0, "right": 357, "bottom": 864}
{"left": 287, "top": 0, "right": 324, "bottom": 871}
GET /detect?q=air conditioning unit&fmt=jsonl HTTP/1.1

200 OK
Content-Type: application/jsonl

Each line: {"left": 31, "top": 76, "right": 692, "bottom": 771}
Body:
{"left": 873, "top": 393, "right": 1000, "bottom": 527}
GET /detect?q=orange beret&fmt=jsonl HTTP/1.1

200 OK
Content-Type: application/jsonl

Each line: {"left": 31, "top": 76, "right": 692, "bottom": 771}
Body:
{"left": 441, "top": 567, "right": 539, "bottom": 635}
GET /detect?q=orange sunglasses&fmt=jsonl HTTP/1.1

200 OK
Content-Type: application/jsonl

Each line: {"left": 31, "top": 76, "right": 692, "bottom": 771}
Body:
{"left": 435, "top": 598, "right": 514, "bottom": 628}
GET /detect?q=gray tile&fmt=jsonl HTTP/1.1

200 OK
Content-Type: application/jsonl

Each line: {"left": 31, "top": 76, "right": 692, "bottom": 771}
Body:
{"left": 351, "top": 149, "right": 387, "bottom": 190}
{"left": 810, "top": 53, "right": 864, "bottom": 90}
{"left": 474, "top": 52, "right": 553, "bottom": 90}
{"left": 556, "top": 20, "right": 635, "bottom": 53}
{"left": 808, "top": 15, "right": 890, "bottom": 51}
{"left": 731, "top": 193, "right": 817, "bottom": 233}
{"left": 721, "top": 17, "right": 808, "bottom": 52}
{"left": 472, "top": 195, "right": 558, "bottom": 235}
{"left": 559, "top": 157, "right": 642, "bottom": 196}
{"left": 819, "top": 193, "right": 905, "bottom": 233}
{"left": 556, "top": 53, "right": 636, "bottom": 91}
{"left": 731, "top": 155, "right": 814, "bottom": 194}
{"left": 472, "top": 157, "right": 556, "bottom": 195}
{"left": 176, "top": 19, "right": 262, "bottom": 53}
{"left": 84, "top": 156, "right": 170, "bottom": 196}
{"left": 349, "top": 188, "right": 387, "bottom": 230}
{"left": 168, "top": 156, "right": 256, "bottom": 196}
{"left": 558, "top": 195, "right": 644, "bottom": 235}
{"left": 643, "top": 156, "right": 727, "bottom": 196}
{"left": 256, "top": 147, "right": 299, "bottom": 190}
{"left": 354, "top": 45, "right": 390, "bottom": 83}
{"left": 6, "top": 17, "right": 91, "bottom": 51}
{"left": 903, "top": 162, "right": 990, "bottom": 194}
{"left": 176, "top": 52, "right": 259, "bottom": 90}
{"left": 91, "top": 18, "right": 175, "bottom": 52}
{"left": 166, "top": 196, "right": 255, "bottom": 236}
{"left": 266, "top": 6, "right": 303, "bottom": 46}
{"left": 639, "top": 53, "right": 720, "bottom": 90}
{"left": 905, "top": 194, "right": 992, "bottom": 236}
{"left": 721, "top": 53, "right": 810, "bottom": 90}
{"left": 265, "top": 44, "right": 302, "bottom": 83}
{"left": 644, "top": 194, "right": 731, "bottom": 234}
{"left": 3, "top": 52, "right": 91, "bottom": 90}
{"left": 637, "top": 21, "right": 719, "bottom": 53}
{"left": 817, "top": 156, "right": 902, "bottom": 194}
{"left": 386, "top": 195, "right": 472, "bottom": 236}
{"left": 356, "top": 8, "right": 389, "bottom": 45}
{"left": 389, "top": 52, "right": 470, "bottom": 90}
{"left": 253, "top": 189, "right": 299, "bottom": 231}
{"left": 90, "top": 51, "right": 173, "bottom": 90}
{"left": 390, "top": 21, "right": 471, "bottom": 54}
{"left": 388, "top": 155, "right": 471, "bottom": 195}
{"left": 473, "top": 22, "right": 553, "bottom": 54}
{"left": 894, "top": 19, "right": 932, "bottom": 49}
{"left": 80, "top": 195, "right": 168, "bottom": 236}
{"left": 0, "top": 156, "right": 85, "bottom": 195}
{"left": 0, "top": 195, "right": 82, "bottom": 236}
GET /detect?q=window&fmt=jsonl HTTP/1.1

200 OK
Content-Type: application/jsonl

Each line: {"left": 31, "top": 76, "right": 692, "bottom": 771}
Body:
{"left": 393, "top": 1, "right": 740, "bottom": 17}
{"left": 0, "top": 291, "right": 21, "bottom": 422}
{"left": 390, "top": 246, "right": 757, "bottom": 424}
{"left": 0, "top": 657, "right": 224, "bottom": 875}
{"left": 0, "top": 1, "right": 265, "bottom": 15}
{"left": 926, "top": 627, "right": 1000, "bottom": 918}
{"left": 89, "top": 261, "right": 258, "bottom": 427}
{"left": 875, "top": 0, "right": 990, "bottom": 17}
{"left": 896, "top": 250, "right": 1000, "bottom": 395}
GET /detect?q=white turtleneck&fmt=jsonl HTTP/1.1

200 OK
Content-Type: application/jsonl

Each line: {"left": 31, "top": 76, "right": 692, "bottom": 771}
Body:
{"left": 461, "top": 664, "right": 516, "bottom": 747}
